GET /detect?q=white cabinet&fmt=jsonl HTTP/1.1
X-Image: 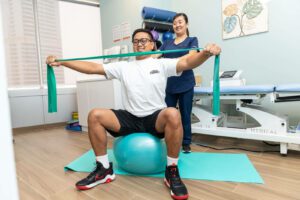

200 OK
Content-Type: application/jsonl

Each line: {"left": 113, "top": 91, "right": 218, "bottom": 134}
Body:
{"left": 76, "top": 77, "right": 123, "bottom": 131}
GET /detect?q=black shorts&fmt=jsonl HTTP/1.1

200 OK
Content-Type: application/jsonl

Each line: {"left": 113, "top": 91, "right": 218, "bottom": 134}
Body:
{"left": 106, "top": 109, "right": 164, "bottom": 139}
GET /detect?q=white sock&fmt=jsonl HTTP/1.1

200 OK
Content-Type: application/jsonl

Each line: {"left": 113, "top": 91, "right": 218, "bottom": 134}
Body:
{"left": 96, "top": 154, "right": 109, "bottom": 169}
{"left": 167, "top": 156, "right": 178, "bottom": 166}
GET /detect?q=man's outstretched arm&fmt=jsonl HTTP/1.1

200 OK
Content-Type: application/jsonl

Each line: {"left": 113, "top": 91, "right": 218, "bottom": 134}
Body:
{"left": 176, "top": 44, "right": 221, "bottom": 73}
{"left": 46, "top": 55, "right": 106, "bottom": 75}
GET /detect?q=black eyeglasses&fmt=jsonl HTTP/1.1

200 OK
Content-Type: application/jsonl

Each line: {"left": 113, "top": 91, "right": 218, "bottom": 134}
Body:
{"left": 132, "top": 38, "right": 153, "bottom": 46}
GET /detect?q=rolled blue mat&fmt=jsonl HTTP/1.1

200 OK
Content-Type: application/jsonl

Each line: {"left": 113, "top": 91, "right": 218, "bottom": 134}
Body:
{"left": 142, "top": 7, "right": 176, "bottom": 23}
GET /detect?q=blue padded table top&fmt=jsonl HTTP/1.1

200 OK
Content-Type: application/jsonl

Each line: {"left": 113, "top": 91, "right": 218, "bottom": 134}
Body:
{"left": 194, "top": 85, "right": 275, "bottom": 95}
{"left": 275, "top": 84, "right": 300, "bottom": 92}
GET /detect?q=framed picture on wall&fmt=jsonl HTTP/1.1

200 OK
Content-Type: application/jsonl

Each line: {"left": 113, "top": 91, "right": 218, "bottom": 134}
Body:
{"left": 222, "top": 0, "right": 268, "bottom": 39}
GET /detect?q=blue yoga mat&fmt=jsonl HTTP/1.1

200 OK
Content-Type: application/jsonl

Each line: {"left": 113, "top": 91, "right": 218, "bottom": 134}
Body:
{"left": 142, "top": 7, "right": 176, "bottom": 23}
{"left": 64, "top": 149, "right": 263, "bottom": 184}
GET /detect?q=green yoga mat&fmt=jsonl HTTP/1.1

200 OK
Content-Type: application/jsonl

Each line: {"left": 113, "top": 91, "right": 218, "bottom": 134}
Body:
{"left": 47, "top": 48, "right": 220, "bottom": 115}
{"left": 64, "top": 149, "right": 263, "bottom": 184}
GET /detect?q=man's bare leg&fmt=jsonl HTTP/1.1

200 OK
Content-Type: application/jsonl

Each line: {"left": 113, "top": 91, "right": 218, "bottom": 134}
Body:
{"left": 75, "top": 108, "right": 120, "bottom": 190}
{"left": 87, "top": 108, "right": 121, "bottom": 156}
{"left": 155, "top": 107, "right": 183, "bottom": 158}
{"left": 155, "top": 107, "right": 189, "bottom": 200}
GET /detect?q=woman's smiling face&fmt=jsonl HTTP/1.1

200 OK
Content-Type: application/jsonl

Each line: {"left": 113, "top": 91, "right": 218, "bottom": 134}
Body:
{"left": 173, "top": 15, "right": 188, "bottom": 36}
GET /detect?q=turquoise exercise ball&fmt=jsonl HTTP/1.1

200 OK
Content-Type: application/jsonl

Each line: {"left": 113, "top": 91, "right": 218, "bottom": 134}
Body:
{"left": 113, "top": 133, "right": 167, "bottom": 174}
{"left": 162, "top": 31, "right": 173, "bottom": 42}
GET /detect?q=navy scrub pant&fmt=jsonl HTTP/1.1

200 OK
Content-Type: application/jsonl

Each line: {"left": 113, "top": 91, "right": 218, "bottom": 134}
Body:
{"left": 165, "top": 88, "right": 194, "bottom": 146}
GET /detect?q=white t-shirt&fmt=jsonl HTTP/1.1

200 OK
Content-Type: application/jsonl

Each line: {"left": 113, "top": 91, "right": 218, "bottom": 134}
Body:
{"left": 103, "top": 57, "right": 180, "bottom": 117}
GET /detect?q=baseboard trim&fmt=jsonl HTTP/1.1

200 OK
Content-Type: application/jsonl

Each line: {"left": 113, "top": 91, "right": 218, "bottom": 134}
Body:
{"left": 13, "top": 123, "right": 66, "bottom": 135}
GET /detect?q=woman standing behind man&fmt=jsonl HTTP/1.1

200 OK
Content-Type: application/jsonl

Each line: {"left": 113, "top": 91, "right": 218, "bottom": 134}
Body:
{"left": 160, "top": 13, "right": 198, "bottom": 153}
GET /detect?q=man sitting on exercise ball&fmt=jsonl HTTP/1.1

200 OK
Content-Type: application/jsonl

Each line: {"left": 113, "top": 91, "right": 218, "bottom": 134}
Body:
{"left": 46, "top": 28, "right": 221, "bottom": 200}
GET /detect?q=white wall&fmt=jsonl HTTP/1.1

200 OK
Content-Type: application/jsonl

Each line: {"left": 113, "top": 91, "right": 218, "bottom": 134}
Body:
{"left": 99, "top": 0, "right": 300, "bottom": 125}
{"left": 169, "top": 0, "right": 300, "bottom": 125}
{"left": 0, "top": 2, "right": 19, "bottom": 199}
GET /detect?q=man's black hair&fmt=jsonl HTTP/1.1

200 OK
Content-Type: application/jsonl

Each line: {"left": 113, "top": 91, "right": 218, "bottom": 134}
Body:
{"left": 132, "top": 28, "right": 154, "bottom": 42}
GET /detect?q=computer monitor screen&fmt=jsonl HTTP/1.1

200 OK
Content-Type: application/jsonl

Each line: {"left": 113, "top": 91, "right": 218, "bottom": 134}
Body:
{"left": 220, "top": 70, "right": 237, "bottom": 79}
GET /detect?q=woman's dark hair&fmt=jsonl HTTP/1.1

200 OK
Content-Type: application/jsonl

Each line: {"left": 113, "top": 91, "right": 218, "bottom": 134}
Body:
{"left": 173, "top": 13, "right": 189, "bottom": 36}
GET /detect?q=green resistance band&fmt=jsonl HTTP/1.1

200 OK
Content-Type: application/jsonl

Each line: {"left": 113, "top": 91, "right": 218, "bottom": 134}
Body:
{"left": 47, "top": 48, "right": 220, "bottom": 115}
{"left": 213, "top": 55, "right": 220, "bottom": 116}
{"left": 47, "top": 64, "right": 57, "bottom": 113}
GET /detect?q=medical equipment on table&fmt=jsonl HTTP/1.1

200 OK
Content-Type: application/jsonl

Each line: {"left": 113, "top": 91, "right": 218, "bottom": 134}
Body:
{"left": 192, "top": 71, "right": 300, "bottom": 154}
{"left": 210, "top": 70, "right": 245, "bottom": 87}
